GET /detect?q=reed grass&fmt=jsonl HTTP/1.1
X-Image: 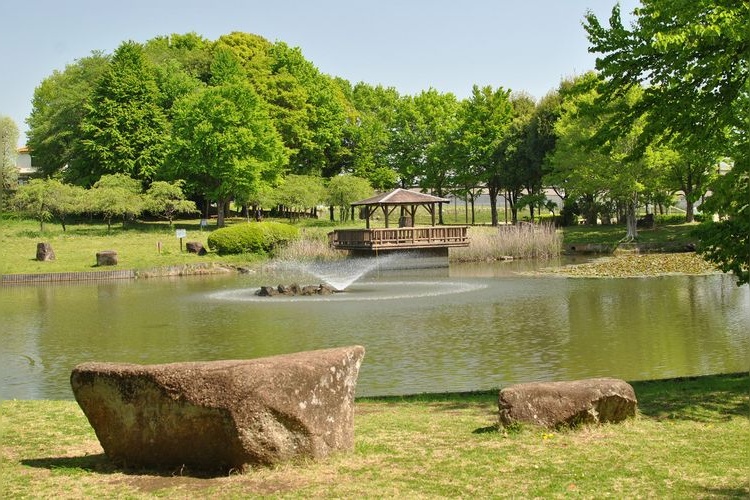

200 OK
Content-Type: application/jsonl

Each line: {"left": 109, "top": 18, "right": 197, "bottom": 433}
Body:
{"left": 273, "top": 227, "right": 345, "bottom": 261}
{"left": 451, "top": 223, "right": 562, "bottom": 262}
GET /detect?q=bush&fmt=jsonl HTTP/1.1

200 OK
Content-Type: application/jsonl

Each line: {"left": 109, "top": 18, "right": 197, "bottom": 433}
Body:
{"left": 207, "top": 222, "right": 299, "bottom": 255}
{"left": 654, "top": 214, "right": 686, "bottom": 225}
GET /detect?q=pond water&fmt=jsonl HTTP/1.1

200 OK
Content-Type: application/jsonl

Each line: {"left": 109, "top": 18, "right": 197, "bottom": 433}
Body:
{"left": 1, "top": 257, "right": 748, "bottom": 400}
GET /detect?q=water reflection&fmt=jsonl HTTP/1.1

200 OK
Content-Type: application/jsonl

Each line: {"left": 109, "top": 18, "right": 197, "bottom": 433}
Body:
{"left": 1, "top": 260, "right": 748, "bottom": 400}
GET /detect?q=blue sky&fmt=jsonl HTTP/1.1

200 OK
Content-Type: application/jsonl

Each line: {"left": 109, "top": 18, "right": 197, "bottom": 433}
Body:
{"left": 1, "top": 0, "right": 638, "bottom": 146}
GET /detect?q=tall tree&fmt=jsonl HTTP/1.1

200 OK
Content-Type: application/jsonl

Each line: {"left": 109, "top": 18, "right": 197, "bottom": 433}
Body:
{"left": 455, "top": 85, "right": 513, "bottom": 226}
{"left": 584, "top": 0, "right": 750, "bottom": 283}
{"left": 0, "top": 116, "right": 19, "bottom": 208}
{"left": 26, "top": 52, "right": 110, "bottom": 180}
{"left": 169, "top": 81, "right": 287, "bottom": 227}
{"left": 347, "top": 82, "right": 401, "bottom": 190}
{"left": 272, "top": 174, "right": 327, "bottom": 221}
{"left": 645, "top": 137, "right": 718, "bottom": 222}
{"left": 495, "top": 92, "right": 537, "bottom": 223}
{"left": 326, "top": 174, "right": 373, "bottom": 222}
{"left": 78, "top": 41, "right": 169, "bottom": 185}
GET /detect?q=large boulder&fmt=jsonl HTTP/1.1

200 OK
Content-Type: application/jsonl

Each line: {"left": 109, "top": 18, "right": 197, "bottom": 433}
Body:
{"left": 70, "top": 346, "right": 365, "bottom": 472}
{"left": 498, "top": 377, "right": 637, "bottom": 429}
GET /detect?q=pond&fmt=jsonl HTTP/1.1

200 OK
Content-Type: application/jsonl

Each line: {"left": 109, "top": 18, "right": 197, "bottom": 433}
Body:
{"left": 1, "top": 257, "right": 748, "bottom": 400}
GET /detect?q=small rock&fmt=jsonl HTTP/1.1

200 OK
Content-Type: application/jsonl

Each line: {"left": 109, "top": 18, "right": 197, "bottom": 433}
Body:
{"left": 96, "top": 250, "right": 118, "bottom": 266}
{"left": 186, "top": 241, "right": 207, "bottom": 255}
{"left": 36, "top": 242, "right": 55, "bottom": 261}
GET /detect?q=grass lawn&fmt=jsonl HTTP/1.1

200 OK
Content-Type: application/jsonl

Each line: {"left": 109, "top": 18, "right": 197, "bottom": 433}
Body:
{"left": 1, "top": 215, "right": 700, "bottom": 276}
{"left": 0, "top": 374, "right": 747, "bottom": 498}
{"left": 560, "top": 222, "right": 699, "bottom": 247}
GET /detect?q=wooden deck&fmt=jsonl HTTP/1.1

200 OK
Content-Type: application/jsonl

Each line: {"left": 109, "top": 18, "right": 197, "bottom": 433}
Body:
{"left": 329, "top": 226, "right": 469, "bottom": 251}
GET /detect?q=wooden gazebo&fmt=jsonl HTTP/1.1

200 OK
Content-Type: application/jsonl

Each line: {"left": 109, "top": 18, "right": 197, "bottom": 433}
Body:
{"left": 328, "top": 188, "right": 469, "bottom": 253}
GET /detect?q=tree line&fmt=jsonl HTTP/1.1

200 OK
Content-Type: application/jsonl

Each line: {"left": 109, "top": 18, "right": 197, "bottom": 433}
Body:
{"left": 1, "top": 0, "right": 747, "bottom": 283}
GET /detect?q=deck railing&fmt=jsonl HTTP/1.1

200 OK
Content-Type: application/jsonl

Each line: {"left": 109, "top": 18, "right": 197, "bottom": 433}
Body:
{"left": 329, "top": 226, "right": 469, "bottom": 250}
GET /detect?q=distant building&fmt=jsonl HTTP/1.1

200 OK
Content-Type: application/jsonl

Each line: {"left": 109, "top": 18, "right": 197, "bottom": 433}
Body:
{"left": 16, "top": 146, "right": 38, "bottom": 183}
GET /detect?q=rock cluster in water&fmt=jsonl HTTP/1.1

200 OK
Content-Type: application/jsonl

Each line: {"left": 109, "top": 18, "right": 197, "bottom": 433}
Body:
{"left": 256, "top": 283, "right": 339, "bottom": 296}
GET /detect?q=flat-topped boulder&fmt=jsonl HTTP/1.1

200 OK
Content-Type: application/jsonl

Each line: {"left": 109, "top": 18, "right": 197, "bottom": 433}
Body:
{"left": 498, "top": 377, "right": 637, "bottom": 429}
{"left": 70, "top": 346, "right": 365, "bottom": 472}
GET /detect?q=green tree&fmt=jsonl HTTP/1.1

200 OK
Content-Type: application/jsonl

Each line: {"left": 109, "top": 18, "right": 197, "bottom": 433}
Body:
{"left": 26, "top": 52, "right": 110, "bottom": 180}
{"left": 47, "top": 180, "right": 86, "bottom": 231}
{"left": 12, "top": 178, "right": 85, "bottom": 231}
{"left": 91, "top": 173, "right": 144, "bottom": 231}
{"left": 495, "top": 92, "right": 537, "bottom": 223}
{"left": 326, "top": 174, "right": 373, "bottom": 222}
{"left": 267, "top": 43, "right": 347, "bottom": 176}
{"left": 272, "top": 174, "right": 326, "bottom": 221}
{"left": 79, "top": 41, "right": 169, "bottom": 184}
{"left": 13, "top": 179, "right": 53, "bottom": 231}
{"left": 347, "top": 82, "right": 401, "bottom": 190}
{"left": 0, "top": 116, "right": 19, "bottom": 208}
{"left": 455, "top": 85, "right": 513, "bottom": 226}
{"left": 169, "top": 81, "right": 287, "bottom": 227}
{"left": 545, "top": 77, "right": 610, "bottom": 226}
{"left": 144, "top": 180, "right": 199, "bottom": 225}
{"left": 143, "top": 32, "right": 214, "bottom": 84}
{"left": 412, "top": 89, "right": 460, "bottom": 224}
{"left": 584, "top": 0, "right": 750, "bottom": 283}
{"left": 645, "top": 138, "right": 718, "bottom": 222}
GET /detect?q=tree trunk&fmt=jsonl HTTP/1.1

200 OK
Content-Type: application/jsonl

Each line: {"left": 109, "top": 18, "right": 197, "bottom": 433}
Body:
{"left": 685, "top": 198, "right": 695, "bottom": 223}
{"left": 216, "top": 198, "right": 227, "bottom": 227}
{"left": 488, "top": 185, "right": 499, "bottom": 226}
{"left": 624, "top": 196, "right": 638, "bottom": 241}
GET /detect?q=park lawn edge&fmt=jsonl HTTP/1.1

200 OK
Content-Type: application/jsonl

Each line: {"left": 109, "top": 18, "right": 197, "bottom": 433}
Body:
{"left": 1, "top": 372, "right": 747, "bottom": 498}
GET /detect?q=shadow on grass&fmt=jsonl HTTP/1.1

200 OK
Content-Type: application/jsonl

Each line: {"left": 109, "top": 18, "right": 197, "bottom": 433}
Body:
{"left": 359, "top": 373, "right": 749, "bottom": 423}
{"left": 631, "top": 372, "right": 749, "bottom": 422}
{"left": 699, "top": 486, "right": 750, "bottom": 499}
{"left": 21, "top": 454, "right": 232, "bottom": 479}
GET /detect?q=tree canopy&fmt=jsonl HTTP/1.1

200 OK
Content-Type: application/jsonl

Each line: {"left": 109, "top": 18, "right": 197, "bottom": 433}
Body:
{"left": 0, "top": 115, "right": 19, "bottom": 208}
{"left": 584, "top": 0, "right": 749, "bottom": 283}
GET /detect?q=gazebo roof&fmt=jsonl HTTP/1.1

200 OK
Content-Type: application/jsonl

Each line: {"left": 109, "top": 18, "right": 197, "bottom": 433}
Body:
{"left": 351, "top": 188, "right": 450, "bottom": 207}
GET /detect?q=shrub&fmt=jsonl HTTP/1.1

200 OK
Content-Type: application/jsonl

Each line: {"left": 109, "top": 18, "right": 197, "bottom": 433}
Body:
{"left": 207, "top": 222, "right": 299, "bottom": 255}
{"left": 654, "top": 214, "right": 686, "bottom": 225}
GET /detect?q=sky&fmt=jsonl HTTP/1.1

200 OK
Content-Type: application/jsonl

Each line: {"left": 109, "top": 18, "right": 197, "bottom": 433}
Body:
{"left": 1, "top": 0, "right": 639, "bottom": 147}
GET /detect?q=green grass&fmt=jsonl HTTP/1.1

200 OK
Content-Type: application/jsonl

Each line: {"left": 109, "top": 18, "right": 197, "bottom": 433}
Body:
{"left": 0, "top": 374, "right": 747, "bottom": 498}
{"left": 0, "top": 217, "right": 267, "bottom": 275}
{"left": 561, "top": 222, "right": 699, "bottom": 246}
{"left": 0, "top": 216, "right": 702, "bottom": 275}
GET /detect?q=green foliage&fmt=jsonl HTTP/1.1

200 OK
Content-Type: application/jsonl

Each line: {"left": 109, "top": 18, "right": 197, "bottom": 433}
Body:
{"left": 0, "top": 115, "right": 19, "bottom": 207}
{"left": 272, "top": 174, "right": 326, "bottom": 219}
{"left": 12, "top": 179, "right": 54, "bottom": 231}
{"left": 90, "top": 174, "right": 145, "bottom": 230}
{"left": 78, "top": 41, "right": 169, "bottom": 185}
{"left": 169, "top": 79, "right": 287, "bottom": 227}
{"left": 144, "top": 180, "right": 199, "bottom": 225}
{"left": 326, "top": 174, "right": 373, "bottom": 222}
{"left": 585, "top": 0, "right": 750, "bottom": 282}
{"left": 206, "top": 221, "right": 298, "bottom": 255}
{"left": 13, "top": 178, "right": 87, "bottom": 232}
{"left": 26, "top": 52, "right": 110, "bottom": 179}
{"left": 454, "top": 85, "right": 513, "bottom": 226}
